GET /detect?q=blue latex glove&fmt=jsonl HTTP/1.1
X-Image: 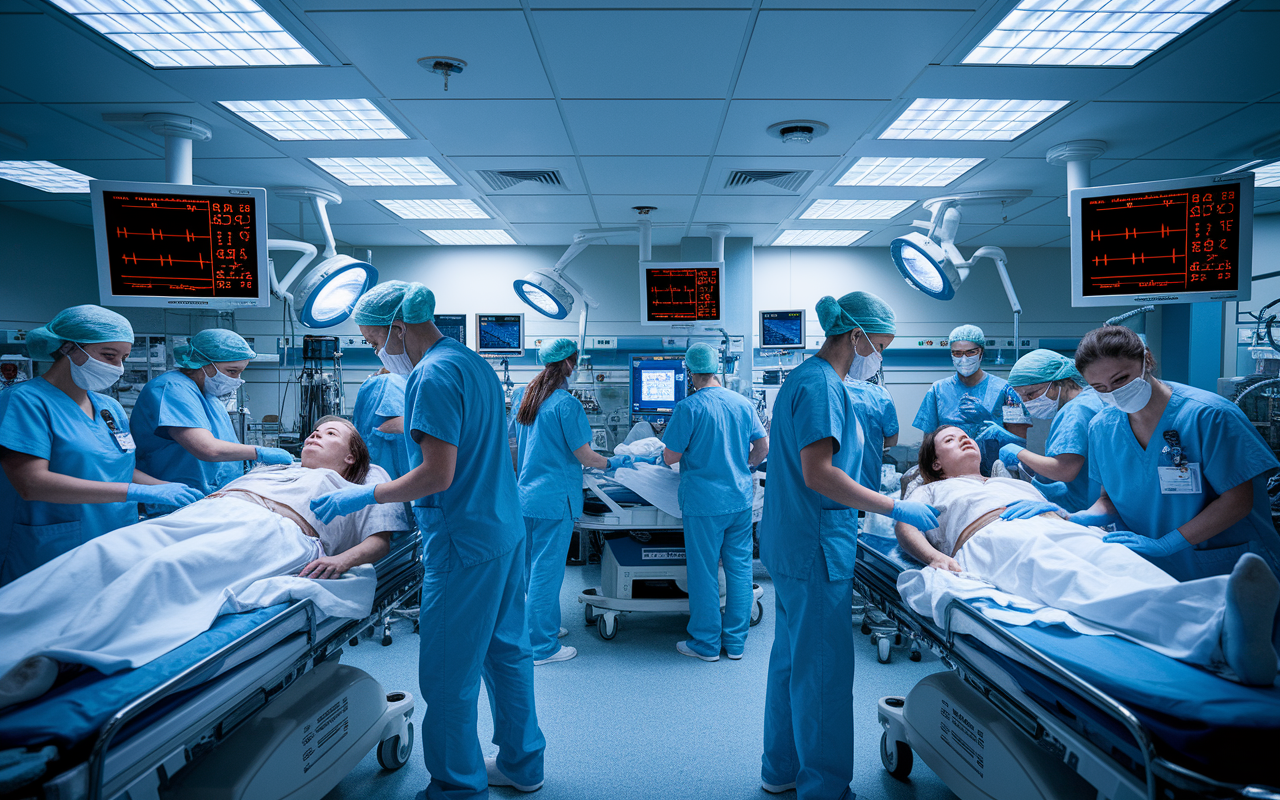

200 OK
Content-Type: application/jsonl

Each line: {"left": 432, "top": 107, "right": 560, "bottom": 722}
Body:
{"left": 999, "top": 498, "right": 1066, "bottom": 521}
{"left": 606, "top": 454, "right": 636, "bottom": 471}
{"left": 1103, "top": 530, "right": 1191, "bottom": 558}
{"left": 980, "top": 420, "right": 1026, "bottom": 448}
{"left": 633, "top": 454, "right": 664, "bottom": 466}
{"left": 255, "top": 446, "right": 294, "bottom": 465}
{"left": 127, "top": 482, "right": 205, "bottom": 509}
{"left": 957, "top": 395, "right": 993, "bottom": 424}
{"left": 998, "top": 443, "right": 1024, "bottom": 472}
{"left": 1068, "top": 510, "right": 1120, "bottom": 528}
{"left": 890, "top": 500, "right": 941, "bottom": 531}
{"left": 310, "top": 483, "right": 378, "bottom": 524}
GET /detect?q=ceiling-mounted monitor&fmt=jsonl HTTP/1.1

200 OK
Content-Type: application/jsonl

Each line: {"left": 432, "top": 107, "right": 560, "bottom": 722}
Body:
{"left": 90, "top": 180, "right": 270, "bottom": 310}
{"left": 476, "top": 313, "right": 524, "bottom": 357}
{"left": 434, "top": 313, "right": 466, "bottom": 346}
{"left": 760, "top": 309, "right": 806, "bottom": 349}
{"left": 640, "top": 262, "right": 723, "bottom": 325}
{"left": 1071, "top": 172, "right": 1253, "bottom": 307}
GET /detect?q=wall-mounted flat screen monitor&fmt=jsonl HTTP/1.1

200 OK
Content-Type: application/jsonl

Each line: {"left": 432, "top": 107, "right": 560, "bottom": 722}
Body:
{"left": 630, "top": 353, "right": 688, "bottom": 416}
{"left": 640, "top": 262, "right": 723, "bottom": 325}
{"left": 90, "top": 180, "right": 270, "bottom": 310}
{"left": 1071, "top": 172, "right": 1253, "bottom": 307}
{"left": 477, "top": 313, "right": 524, "bottom": 356}
{"left": 760, "top": 309, "right": 806, "bottom": 349}
{"left": 434, "top": 313, "right": 466, "bottom": 346}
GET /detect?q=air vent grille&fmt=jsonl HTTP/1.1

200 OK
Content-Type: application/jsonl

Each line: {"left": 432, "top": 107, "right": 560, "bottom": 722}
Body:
{"left": 724, "top": 170, "right": 811, "bottom": 192}
{"left": 476, "top": 169, "right": 564, "bottom": 192}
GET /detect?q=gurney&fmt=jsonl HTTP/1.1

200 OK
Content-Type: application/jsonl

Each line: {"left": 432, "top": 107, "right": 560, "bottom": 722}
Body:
{"left": 854, "top": 531, "right": 1280, "bottom": 800}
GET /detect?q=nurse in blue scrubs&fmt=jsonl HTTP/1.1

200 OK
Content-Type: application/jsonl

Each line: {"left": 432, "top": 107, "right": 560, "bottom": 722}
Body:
{"left": 842, "top": 372, "right": 898, "bottom": 490}
{"left": 0, "top": 305, "right": 203, "bottom": 585}
{"left": 309, "top": 281, "right": 546, "bottom": 799}
{"left": 352, "top": 370, "right": 411, "bottom": 480}
{"left": 759, "top": 291, "right": 938, "bottom": 800}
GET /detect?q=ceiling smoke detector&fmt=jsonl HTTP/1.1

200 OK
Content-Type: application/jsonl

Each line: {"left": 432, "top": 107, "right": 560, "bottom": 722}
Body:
{"left": 418, "top": 56, "right": 466, "bottom": 91}
{"left": 633, "top": 206, "right": 657, "bottom": 215}
{"left": 767, "top": 120, "right": 828, "bottom": 144}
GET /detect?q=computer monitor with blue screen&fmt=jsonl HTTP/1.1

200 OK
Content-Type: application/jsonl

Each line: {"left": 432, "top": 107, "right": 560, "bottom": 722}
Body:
{"left": 477, "top": 313, "right": 523, "bottom": 356}
{"left": 630, "top": 354, "right": 687, "bottom": 419}
{"left": 760, "top": 309, "right": 806, "bottom": 349}
{"left": 434, "top": 314, "right": 466, "bottom": 345}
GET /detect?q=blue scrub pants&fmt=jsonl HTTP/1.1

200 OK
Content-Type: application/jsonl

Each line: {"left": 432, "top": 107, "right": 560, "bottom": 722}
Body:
{"left": 523, "top": 515, "right": 573, "bottom": 660}
{"left": 683, "top": 509, "right": 753, "bottom": 658}
{"left": 762, "top": 550, "right": 855, "bottom": 800}
{"left": 419, "top": 545, "right": 546, "bottom": 800}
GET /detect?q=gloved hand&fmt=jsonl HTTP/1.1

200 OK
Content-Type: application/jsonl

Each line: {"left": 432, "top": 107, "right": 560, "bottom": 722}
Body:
{"left": 310, "top": 484, "right": 378, "bottom": 524}
{"left": 633, "top": 454, "right": 664, "bottom": 466}
{"left": 1068, "top": 510, "right": 1119, "bottom": 528}
{"left": 255, "top": 446, "right": 294, "bottom": 465}
{"left": 958, "top": 396, "right": 993, "bottom": 424}
{"left": 998, "top": 443, "right": 1024, "bottom": 472}
{"left": 1103, "top": 530, "right": 1191, "bottom": 558}
{"left": 127, "top": 482, "right": 205, "bottom": 509}
{"left": 890, "top": 500, "right": 941, "bottom": 531}
{"left": 606, "top": 454, "right": 636, "bottom": 472}
{"left": 980, "top": 420, "right": 1026, "bottom": 448}
{"left": 999, "top": 498, "right": 1066, "bottom": 521}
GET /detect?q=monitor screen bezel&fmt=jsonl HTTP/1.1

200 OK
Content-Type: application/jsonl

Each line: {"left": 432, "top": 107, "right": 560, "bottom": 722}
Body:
{"left": 476, "top": 312, "right": 525, "bottom": 356}
{"left": 759, "top": 309, "right": 807, "bottom": 350}
{"left": 629, "top": 353, "right": 688, "bottom": 415}
{"left": 639, "top": 261, "right": 725, "bottom": 326}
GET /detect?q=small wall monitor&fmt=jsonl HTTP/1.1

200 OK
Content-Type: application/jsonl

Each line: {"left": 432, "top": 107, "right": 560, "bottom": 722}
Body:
{"left": 434, "top": 314, "right": 466, "bottom": 346}
{"left": 477, "top": 313, "right": 524, "bottom": 356}
{"left": 760, "top": 309, "right": 806, "bottom": 349}
{"left": 631, "top": 354, "right": 688, "bottom": 416}
{"left": 640, "top": 262, "right": 723, "bottom": 325}
{"left": 90, "top": 180, "right": 270, "bottom": 310}
{"left": 1070, "top": 172, "right": 1253, "bottom": 307}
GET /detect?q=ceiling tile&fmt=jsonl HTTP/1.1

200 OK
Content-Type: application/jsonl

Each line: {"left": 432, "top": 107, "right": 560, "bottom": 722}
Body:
{"left": 192, "top": 157, "right": 341, "bottom": 192}
{"left": 395, "top": 100, "right": 571, "bottom": 156}
{"left": 1143, "top": 104, "right": 1280, "bottom": 161}
{"left": 906, "top": 65, "right": 1128, "bottom": 105}
{"left": 509, "top": 223, "right": 604, "bottom": 245}
{"left": 958, "top": 224, "right": 1069, "bottom": 248}
{"left": 594, "top": 195, "right": 696, "bottom": 224}
{"left": 0, "top": 86, "right": 29, "bottom": 102}
{"left": 579, "top": 157, "right": 708, "bottom": 194}
{"left": 323, "top": 200, "right": 401, "bottom": 225}
{"left": 562, "top": 100, "right": 723, "bottom": 156}
{"left": 1005, "top": 101, "right": 1246, "bottom": 161}
{"left": 694, "top": 194, "right": 804, "bottom": 224}
{"left": 531, "top": 0, "right": 749, "bottom": 6}
{"left": 0, "top": 199, "right": 91, "bottom": 226}
{"left": 1005, "top": 197, "right": 1066, "bottom": 226}
{"left": 0, "top": 104, "right": 158, "bottom": 160}
{"left": 1090, "top": 159, "right": 1235, "bottom": 185}
{"left": 298, "top": 0, "right": 520, "bottom": 8}
{"left": 716, "top": 100, "right": 889, "bottom": 157}
{"left": 488, "top": 194, "right": 597, "bottom": 223}
{"left": 332, "top": 224, "right": 435, "bottom": 247}
{"left": 952, "top": 156, "right": 1070, "bottom": 196}
{"left": 47, "top": 102, "right": 280, "bottom": 160}
{"left": 708, "top": 223, "right": 776, "bottom": 243}
{"left": 155, "top": 66, "right": 383, "bottom": 107}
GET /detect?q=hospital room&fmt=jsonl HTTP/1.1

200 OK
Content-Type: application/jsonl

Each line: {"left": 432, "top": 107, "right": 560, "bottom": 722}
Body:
{"left": 3, "top": 1, "right": 1280, "bottom": 798}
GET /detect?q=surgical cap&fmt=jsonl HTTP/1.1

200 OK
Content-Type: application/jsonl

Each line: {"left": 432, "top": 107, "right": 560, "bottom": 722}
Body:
{"left": 539, "top": 337, "right": 577, "bottom": 364}
{"left": 351, "top": 280, "right": 435, "bottom": 326}
{"left": 1008, "top": 349, "right": 1085, "bottom": 387}
{"left": 685, "top": 343, "right": 719, "bottom": 374}
{"left": 173, "top": 328, "right": 257, "bottom": 369}
{"left": 816, "top": 291, "right": 897, "bottom": 337}
{"left": 948, "top": 324, "right": 985, "bottom": 347}
{"left": 26, "top": 305, "right": 134, "bottom": 361}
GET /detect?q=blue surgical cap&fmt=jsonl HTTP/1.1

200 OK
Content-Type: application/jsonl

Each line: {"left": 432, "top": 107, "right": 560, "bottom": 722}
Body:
{"left": 352, "top": 280, "right": 435, "bottom": 326}
{"left": 26, "top": 305, "right": 134, "bottom": 361}
{"left": 685, "top": 343, "right": 719, "bottom": 374}
{"left": 816, "top": 291, "right": 897, "bottom": 337}
{"left": 539, "top": 337, "right": 577, "bottom": 364}
{"left": 173, "top": 329, "right": 257, "bottom": 369}
{"left": 949, "top": 324, "right": 985, "bottom": 347}
{"left": 1008, "top": 349, "right": 1085, "bottom": 387}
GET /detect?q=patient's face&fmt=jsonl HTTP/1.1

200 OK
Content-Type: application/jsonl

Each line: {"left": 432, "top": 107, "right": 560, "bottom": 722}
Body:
{"left": 301, "top": 421, "right": 357, "bottom": 473}
{"left": 932, "top": 426, "right": 981, "bottom": 478}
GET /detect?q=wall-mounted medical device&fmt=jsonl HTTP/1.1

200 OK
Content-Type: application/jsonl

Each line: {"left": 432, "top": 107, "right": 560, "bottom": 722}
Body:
{"left": 759, "top": 310, "right": 806, "bottom": 349}
{"left": 630, "top": 353, "right": 688, "bottom": 419}
{"left": 434, "top": 314, "right": 466, "bottom": 346}
{"left": 640, "top": 262, "right": 723, "bottom": 326}
{"left": 477, "top": 313, "right": 524, "bottom": 357}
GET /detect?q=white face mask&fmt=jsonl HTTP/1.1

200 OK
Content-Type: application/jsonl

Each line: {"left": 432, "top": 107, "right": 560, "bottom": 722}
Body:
{"left": 1023, "top": 384, "right": 1060, "bottom": 419}
{"left": 377, "top": 324, "right": 415, "bottom": 376}
{"left": 1098, "top": 367, "right": 1153, "bottom": 414}
{"left": 952, "top": 352, "right": 982, "bottom": 377}
{"left": 68, "top": 343, "right": 124, "bottom": 392}
{"left": 847, "top": 332, "right": 882, "bottom": 383}
{"left": 202, "top": 365, "right": 244, "bottom": 399}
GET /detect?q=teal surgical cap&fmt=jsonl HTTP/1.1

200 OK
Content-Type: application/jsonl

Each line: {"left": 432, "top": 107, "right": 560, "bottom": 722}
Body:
{"left": 26, "top": 305, "right": 133, "bottom": 361}
{"left": 949, "top": 324, "right": 985, "bottom": 346}
{"left": 685, "top": 342, "right": 719, "bottom": 374}
{"left": 173, "top": 328, "right": 257, "bottom": 369}
{"left": 816, "top": 291, "right": 897, "bottom": 337}
{"left": 539, "top": 337, "right": 577, "bottom": 364}
{"left": 352, "top": 280, "right": 435, "bottom": 326}
{"left": 1008, "top": 349, "right": 1085, "bottom": 387}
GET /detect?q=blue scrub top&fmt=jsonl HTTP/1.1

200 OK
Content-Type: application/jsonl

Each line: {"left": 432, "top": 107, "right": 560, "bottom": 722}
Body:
{"left": 758, "top": 357, "right": 865, "bottom": 582}
{"left": 0, "top": 377, "right": 137, "bottom": 584}
{"left": 663, "top": 386, "right": 766, "bottom": 517}
{"left": 512, "top": 387, "right": 592, "bottom": 520}
{"left": 1031, "top": 388, "right": 1104, "bottom": 513}
{"left": 131, "top": 371, "right": 243, "bottom": 498}
{"left": 913, "top": 372, "right": 1017, "bottom": 438}
{"left": 1088, "top": 381, "right": 1280, "bottom": 581}
{"left": 353, "top": 372, "right": 411, "bottom": 481}
{"left": 843, "top": 378, "right": 899, "bottom": 490}
{"left": 404, "top": 337, "right": 522, "bottom": 570}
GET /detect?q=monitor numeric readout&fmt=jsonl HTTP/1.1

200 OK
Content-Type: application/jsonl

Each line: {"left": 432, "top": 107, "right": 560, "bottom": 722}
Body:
{"left": 645, "top": 267, "right": 721, "bottom": 322}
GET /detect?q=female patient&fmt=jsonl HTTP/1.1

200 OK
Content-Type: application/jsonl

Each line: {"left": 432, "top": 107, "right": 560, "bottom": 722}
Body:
{"left": 895, "top": 426, "right": 1279, "bottom": 686}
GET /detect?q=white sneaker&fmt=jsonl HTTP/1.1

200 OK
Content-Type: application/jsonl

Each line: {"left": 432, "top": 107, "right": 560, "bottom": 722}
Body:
{"left": 725, "top": 650, "right": 744, "bottom": 661}
{"left": 485, "top": 755, "right": 543, "bottom": 792}
{"left": 557, "top": 627, "right": 568, "bottom": 638}
{"left": 533, "top": 645, "right": 577, "bottom": 665}
{"left": 677, "top": 640, "right": 719, "bottom": 662}
{"left": 762, "top": 780, "right": 796, "bottom": 794}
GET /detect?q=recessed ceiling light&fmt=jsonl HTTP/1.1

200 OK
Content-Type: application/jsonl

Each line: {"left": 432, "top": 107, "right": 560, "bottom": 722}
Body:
{"left": 963, "top": 0, "right": 1232, "bottom": 67}
{"left": 378, "top": 199, "right": 489, "bottom": 219}
{"left": 1254, "top": 163, "right": 1280, "bottom": 188}
{"left": 836, "top": 157, "right": 984, "bottom": 187}
{"left": 220, "top": 100, "right": 406, "bottom": 141}
{"left": 0, "top": 161, "right": 94, "bottom": 193}
{"left": 46, "top": 0, "right": 319, "bottom": 67}
{"left": 801, "top": 199, "right": 915, "bottom": 220}
{"left": 880, "top": 98, "right": 1068, "bottom": 141}
{"left": 772, "top": 230, "right": 869, "bottom": 246}
{"left": 422, "top": 229, "right": 516, "bottom": 245}
{"left": 310, "top": 157, "right": 455, "bottom": 187}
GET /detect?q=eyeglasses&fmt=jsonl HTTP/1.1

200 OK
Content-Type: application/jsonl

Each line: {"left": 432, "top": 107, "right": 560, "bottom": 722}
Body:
{"left": 950, "top": 347, "right": 981, "bottom": 358}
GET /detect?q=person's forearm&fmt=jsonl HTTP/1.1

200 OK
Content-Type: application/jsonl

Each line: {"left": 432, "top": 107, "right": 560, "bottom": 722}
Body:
{"left": 132, "top": 469, "right": 166, "bottom": 486}
{"left": 8, "top": 466, "right": 130, "bottom": 504}
{"left": 663, "top": 448, "right": 681, "bottom": 466}
{"left": 574, "top": 443, "right": 608, "bottom": 470}
{"left": 377, "top": 416, "right": 405, "bottom": 435}
{"left": 884, "top": 432, "right": 899, "bottom": 449}
{"left": 373, "top": 464, "right": 452, "bottom": 503}
{"left": 342, "top": 534, "right": 392, "bottom": 569}
{"left": 1071, "top": 490, "right": 1119, "bottom": 523}
{"left": 1176, "top": 480, "right": 1254, "bottom": 545}
{"left": 1017, "top": 450, "right": 1084, "bottom": 482}
{"left": 895, "top": 523, "right": 947, "bottom": 565}
{"left": 748, "top": 438, "right": 769, "bottom": 467}
{"left": 805, "top": 463, "right": 894, "bottom": 515}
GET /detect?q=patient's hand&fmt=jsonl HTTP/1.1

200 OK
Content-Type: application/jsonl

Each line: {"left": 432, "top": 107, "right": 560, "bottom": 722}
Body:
{"left": 298, "top": 554, "right": 353, "bottom": 580}
{"left": 927, "top": 554, "right": 962, "bottom": 573}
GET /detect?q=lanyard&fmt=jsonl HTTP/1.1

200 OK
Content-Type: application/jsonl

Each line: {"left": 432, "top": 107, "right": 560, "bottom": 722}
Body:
{"left": 1161, "top": 430, "right": 1187, "bottom": 468}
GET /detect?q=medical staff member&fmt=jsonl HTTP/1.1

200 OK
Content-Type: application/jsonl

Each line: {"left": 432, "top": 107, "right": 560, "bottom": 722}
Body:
{"left": 759, "top": 291, "right": 938, "bottom": 800}
{"left": 132, "top": 329, "right": 292, "bottom": 506}
{"left": 996, "top": 349, "right": 1104, "bottom": 513}
{"left": 353, "top": 369, "right": 411, "bottom": 480}
{"left": 842, "top": 372, "right": 898, "bottom": 491}
{"left": 663, "top": 343, "right": 769, "bottom": 662}
{"left": 0, "top": 305, "right": 203, "bottom": 585}
{"left": 309, "top": 281, "right": 545, "bottom": 799}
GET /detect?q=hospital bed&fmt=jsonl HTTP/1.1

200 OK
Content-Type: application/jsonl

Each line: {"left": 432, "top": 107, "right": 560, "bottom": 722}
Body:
{"left": 854, "top": 531, "right": 1280, "bottom": 800}
{"left": 0, "top": 526, "right": 424, "bottom": 800}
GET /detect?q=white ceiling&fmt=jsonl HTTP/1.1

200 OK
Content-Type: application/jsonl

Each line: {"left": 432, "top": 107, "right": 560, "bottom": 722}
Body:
{"left": 1, "top": 0, "right": 1278, "bottom": 250}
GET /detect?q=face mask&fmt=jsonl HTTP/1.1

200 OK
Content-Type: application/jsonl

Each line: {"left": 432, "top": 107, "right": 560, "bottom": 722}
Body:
{"left": 1098, "top": 367, "right": 1153, "bottom": 414}
{"left": 952, "top": 353, "right": 982, "bottom": 377}
{"left": 68, "top": 343, "right": 124, "bottom": 392}
{"left": 1023, "top": 385, "right": 1060, "bottom": 419}
{"left": 202, "top": 365, "right": 244, "bottom": 399}
{"left": 847, "top": 332, "right": 882, "bottom": 383}
{"left": 377, "top": 325, "right": 415, "bottom": 376}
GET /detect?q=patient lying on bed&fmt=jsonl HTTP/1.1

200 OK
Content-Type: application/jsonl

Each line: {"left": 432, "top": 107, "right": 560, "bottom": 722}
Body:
{"left": 0, "top": 417, "right": 409, "bottom": 709}
{"left": 895, "top": 426, "right": 1280, "bottom": 687}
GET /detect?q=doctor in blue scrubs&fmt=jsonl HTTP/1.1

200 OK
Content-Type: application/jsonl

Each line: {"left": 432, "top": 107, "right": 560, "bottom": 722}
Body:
{"left": 842, "top": 373, "right": 898, "bottom": 491}
{"left": 0, "top": 305, "right": 203, "bottom": 585}
{"left": 352, "top": 370, "right": 411, "bottom": 480}
{"left": 663, "top": 343, "right": 769, "bottom": 662}
{"left": 759, "top": 291, "right": 938, "bottom": 800}
{"left": 309, "top": 281, "right": 546, "bottom": 799}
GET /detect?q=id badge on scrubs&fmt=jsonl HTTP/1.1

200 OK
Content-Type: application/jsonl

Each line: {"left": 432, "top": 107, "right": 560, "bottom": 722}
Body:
{"left": 1157, "top": 462, "right": 1202, "bottom": 494}
{"left": 111, "top": 430, "right": 136, "bottom": 452}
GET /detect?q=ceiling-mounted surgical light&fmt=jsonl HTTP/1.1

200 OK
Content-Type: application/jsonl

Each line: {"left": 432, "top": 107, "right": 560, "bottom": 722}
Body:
{"left": 514, "top": 268, "right": 577, "bottom": 320}
{"left": 890, "top": 231, "right": 958, "bottom": 299}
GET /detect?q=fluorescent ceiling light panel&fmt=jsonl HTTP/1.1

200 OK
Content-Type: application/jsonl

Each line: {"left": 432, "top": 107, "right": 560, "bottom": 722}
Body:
{"left": 46, "top": 0, "right": 318, "bottom": 68}
{"left": 772, "top": 230, "right": 869, "bottom": 247}
{"left": 0, "top": 161, "right": 94, "bottom": 193}
{"left": 1254, "top": 163, "right": 1280, "bottom": 188}
{"left": 310, "top": 157, "right": 455, "bottom": 187}
{"left": 880, "top": 98, "right": 1068, "bottom": 141}
{"left": 963, "top": 0, "right": 1232, "bottom": 67}
{"left": 421, "top": 230, "right": 516, "bottom": 245}
{"left": 836, "top": 157, "right": 984, "bottom": 187}
{"left": 377, "top": 199, "right": 489, "bottom": 219}
{"left": 801, "top": 199, "right": 916, "bottom": 220}
{"left": 220, "top": 100, "right": 406, "bottom": 141}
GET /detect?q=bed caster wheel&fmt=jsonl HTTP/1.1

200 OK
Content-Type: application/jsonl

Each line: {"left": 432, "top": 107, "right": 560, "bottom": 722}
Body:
{"left": 909, "top": 645, "right": 922, "bottom": 662}
{"left": 382, "top": 635, "right": 393, "bottom": 647}
{"left": 880, "top": 733, "right": 913, "bottom": 779}
{"left": 377, "top": 722, "right": 414, "bottom": 770}
{"left": 860, "top": 622, "right": 872, "bottom": 636}
{"left": 585, "top": 604, "right": 597, "bottom": 626}
{"left": 877, "top": 637, "right": 891, "bottom": 663}
{"left": 597, "top": 614, "right": 617, "bottom": 641}
{"left": 349, "top": 637, "right": 360, "bottom": 647}
{"left": 750, "top": 600, "right": 763, "bottom": 627}
{"left": 894, "top": 633, "right": 903, "bottom": 646}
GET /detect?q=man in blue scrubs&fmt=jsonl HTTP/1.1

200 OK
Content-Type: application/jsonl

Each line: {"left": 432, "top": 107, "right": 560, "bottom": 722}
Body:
{"left": 662, "top": 343, "right": 769, "bottom": 662}
{"left": 352, "top": 370, "right": 411, "bottom": 480}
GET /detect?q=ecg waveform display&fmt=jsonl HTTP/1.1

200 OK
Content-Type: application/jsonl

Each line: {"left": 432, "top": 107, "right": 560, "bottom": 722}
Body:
{"left": 1079, "top": 182, "right": 1242, "bottom": 298}
{"left": 645, "top": 267, "right": 721, "bottom": 322}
